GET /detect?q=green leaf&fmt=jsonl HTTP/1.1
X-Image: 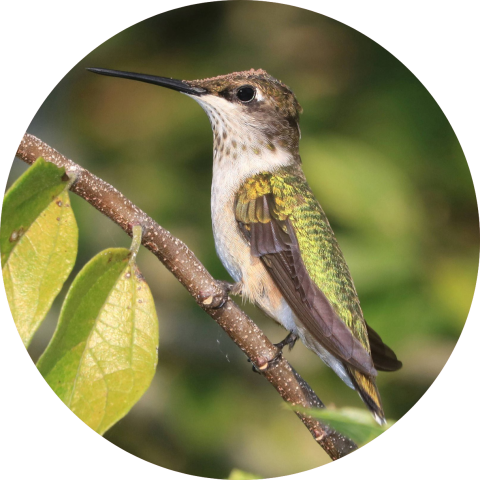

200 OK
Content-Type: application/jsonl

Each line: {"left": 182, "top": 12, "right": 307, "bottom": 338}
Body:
{"left": 228, "top": 469, "right": 262, "bottom": 480}
{"left": 305, "top": 407, "right": 392, "bottom": 445}
{"left": 1, "top": 158, "right": 78, "bottom": 346}
{"left": 37, "top": 247, "right": 159, "bottom": 435}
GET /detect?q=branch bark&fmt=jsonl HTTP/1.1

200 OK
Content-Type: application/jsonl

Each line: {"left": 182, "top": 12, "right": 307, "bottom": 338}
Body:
{"left": 15, "top": 133, "right": 357, "bottom": 460}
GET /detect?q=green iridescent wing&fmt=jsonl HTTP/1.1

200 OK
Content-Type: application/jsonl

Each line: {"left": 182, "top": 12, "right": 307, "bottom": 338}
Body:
{"left": 235, "top": 166, "right": 401, "bottom": 374}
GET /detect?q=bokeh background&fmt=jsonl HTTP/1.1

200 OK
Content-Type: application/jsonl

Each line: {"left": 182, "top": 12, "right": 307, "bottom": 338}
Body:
{"left": 7, "top": 2, "right": 478, "bottom": 478}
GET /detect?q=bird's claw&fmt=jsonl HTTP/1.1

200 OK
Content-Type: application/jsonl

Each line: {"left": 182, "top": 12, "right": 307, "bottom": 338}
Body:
{"left": 249, "top": 332, "right": 299, "bottom": 373}
{"left": 198, "top": 280, "right": 240, "bottom": 309}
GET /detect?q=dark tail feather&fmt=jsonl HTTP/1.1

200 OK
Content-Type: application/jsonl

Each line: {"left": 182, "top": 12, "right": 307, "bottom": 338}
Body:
{"left": 366, "top": 322, "right": 403, "bottom": 372}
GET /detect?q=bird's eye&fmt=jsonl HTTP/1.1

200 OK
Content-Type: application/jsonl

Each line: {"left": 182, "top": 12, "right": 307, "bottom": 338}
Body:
{"left": 236, "top": 86, "right": 255, "bottom": 103}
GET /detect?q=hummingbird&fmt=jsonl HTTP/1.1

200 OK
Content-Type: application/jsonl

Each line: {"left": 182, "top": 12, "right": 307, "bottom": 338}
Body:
{"left": 88, "top": 67, "right": 402, "bottom": 424}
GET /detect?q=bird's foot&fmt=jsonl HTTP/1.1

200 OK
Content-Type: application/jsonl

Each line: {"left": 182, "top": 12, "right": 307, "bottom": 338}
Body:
{"left": 274, "top": 331, "right": 299, "bottom": 352}
{"left": 249, "top": 332, "right": 298, "bottom": 373}
{"left": 197, "top": 280, "right": 242, "bottom": 309}
{"left": 267, "top": 331, "right": 298, "bottom": 366}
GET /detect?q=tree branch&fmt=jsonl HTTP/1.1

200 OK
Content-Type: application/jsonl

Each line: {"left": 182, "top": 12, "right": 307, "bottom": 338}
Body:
{"left": 15, "top": 133, "right": 357, "bottom": 460}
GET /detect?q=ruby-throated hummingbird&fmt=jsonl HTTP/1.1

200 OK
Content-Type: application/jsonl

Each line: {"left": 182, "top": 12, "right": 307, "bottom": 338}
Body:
{"left": 88, "top": 67, "right": 402, "bottom": 424}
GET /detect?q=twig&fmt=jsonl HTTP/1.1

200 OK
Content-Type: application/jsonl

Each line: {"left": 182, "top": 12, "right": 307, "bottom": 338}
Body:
{"left": 16, "top": 133, "right": 358, "bottom": 460}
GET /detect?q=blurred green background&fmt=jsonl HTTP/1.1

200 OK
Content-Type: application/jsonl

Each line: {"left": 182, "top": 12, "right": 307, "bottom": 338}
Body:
{"left": 8, "top": 2, "right": 478, "bottom": 478}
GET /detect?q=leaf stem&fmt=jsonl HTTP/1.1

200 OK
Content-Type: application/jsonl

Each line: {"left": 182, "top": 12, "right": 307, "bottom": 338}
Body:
{"left": 129, "top": 224, "right": 143, "bottom": 264}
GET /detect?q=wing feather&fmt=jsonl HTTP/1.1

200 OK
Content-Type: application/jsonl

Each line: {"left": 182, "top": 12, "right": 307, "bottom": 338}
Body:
{"left": 237, "top": 193, "right": 377, "bottom": 376}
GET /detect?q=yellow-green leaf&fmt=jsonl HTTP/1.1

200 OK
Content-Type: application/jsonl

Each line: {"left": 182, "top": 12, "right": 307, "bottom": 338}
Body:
{"left": 228, "top": 469, "right": 262, "bottom": 480}
{"left": 37, "top": 247, "right": 159, "bottom": 435}
{"left": 1, "top": 158, "right": 78, "bottom": 346}
{"left": 304, "top": 407, "right": 392, "bottom": 445}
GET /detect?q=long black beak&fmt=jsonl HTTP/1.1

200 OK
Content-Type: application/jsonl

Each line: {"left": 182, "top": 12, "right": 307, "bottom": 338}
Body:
{"left": 87, "top": 68, "right": 207, "bottom": 96}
